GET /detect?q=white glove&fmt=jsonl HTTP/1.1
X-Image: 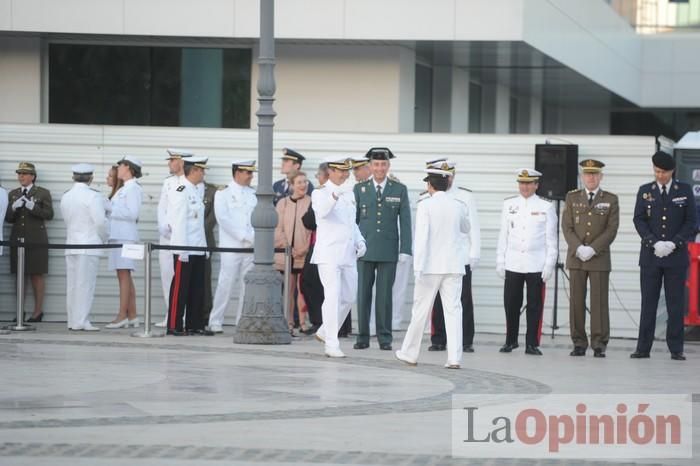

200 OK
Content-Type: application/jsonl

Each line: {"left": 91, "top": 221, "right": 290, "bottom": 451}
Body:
{"left": 398, "top": 253, "right": 411, "bottom": 263}
{"left": 24, "top": 198, "right": 35, "bottom": 210}
{"left": 653, "top": 241, "right": 673, "bottom": 258}
{"left": 663, "top": 241, "right": 677, "bottom": 254}
{"left": 11, "top": 197, "right": 26, "bottom": 211}
{"left": 356, "top": 241, "right": 367, "bottom": 258}
{"left": 158, "top": 224, "right": 171, "bottom": 238}
{"left": 541, "top": 267, "right": 554, "bottom": 282}
{"left": 496, "top": 265, "right": 506, "bottom": 280}
{"left": 469, "top": 257, "right": 479, "bottom": 270}
{"left": 576, "top": 245, "right": 596, "bottom": 262}
{"left": 178, "top": 254, "right": 189, "bottom": 263}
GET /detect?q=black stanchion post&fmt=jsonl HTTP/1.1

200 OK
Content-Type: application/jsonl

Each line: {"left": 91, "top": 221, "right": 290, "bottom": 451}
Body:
{"left": 132, "top": 242, "right": 164, "bottom": 338}
{"left": 282, "top": 245, "right": 291, "bottom": 327}
{"left": 10, "top": 238, "right": 35, "bottom": 332}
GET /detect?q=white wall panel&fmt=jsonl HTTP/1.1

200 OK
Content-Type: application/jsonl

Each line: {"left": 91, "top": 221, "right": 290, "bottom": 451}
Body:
{"left": 1, "top": 124, "right": 654, "bottom": 341}
{"left": 124, "top": 0, "right": 235, "bottom": 37}
{"left": 12, "top": 0, "right": 124, "bottom": 34}
{"left": 0, "top": 36, "right": 41, "bottom": 124}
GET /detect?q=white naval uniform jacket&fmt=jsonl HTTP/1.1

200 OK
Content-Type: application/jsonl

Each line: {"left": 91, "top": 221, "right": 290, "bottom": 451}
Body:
{"left": 109, "top": 178, "right": 142, "bottom": 241}
{"left": 214, "top": 181, "right": 256, "bottom": 248}
{"left": 60, "top": 183, "right": 108, "bottom": 256}
{"left": 157, "top": 174, "right": 183, "bottom": 241}
{"left": 413, "top": 191, "right": 470, "bottom": 275}
{"left": 0, "top": 186, "right": 8, "bottom": 256}
{"left": 447, "top": 184, "right": 481, "bottom": 267}
{"left": 168, "top": 178, "right": 206, "bottom": 258}
{"left": 496, "top": 194, "right": 558, "bottom": 274}
{"left": 311, "top": 181, "right": 365, "bottom": 267}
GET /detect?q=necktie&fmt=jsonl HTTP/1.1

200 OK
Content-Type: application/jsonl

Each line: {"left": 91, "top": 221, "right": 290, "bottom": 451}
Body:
{"left": 588, "top": 192, "right": 594, "bottom": 206}
{"left": 661, "top": 184, "right": 668, "bottom": 202}
{"left": 376, "top": 185, "right": 382, "bottom": 202}
{"left": 22, "top": 188, "right": 28, "bottom": 197}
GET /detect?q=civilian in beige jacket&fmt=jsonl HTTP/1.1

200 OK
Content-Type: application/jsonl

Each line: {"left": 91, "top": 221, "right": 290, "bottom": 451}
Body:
{"left": 275, "top": 170, "right": 313, "bottom": 333}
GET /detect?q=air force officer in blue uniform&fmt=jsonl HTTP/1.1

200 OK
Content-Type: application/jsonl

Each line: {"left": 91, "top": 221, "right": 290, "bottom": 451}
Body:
{"left": 631, "top": 151, "right": 697, "bottom": 361}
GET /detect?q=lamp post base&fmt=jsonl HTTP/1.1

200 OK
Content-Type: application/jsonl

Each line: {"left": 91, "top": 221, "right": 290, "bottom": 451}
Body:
{"left": 234, "top": 265, "right": 291, "bottom": 345}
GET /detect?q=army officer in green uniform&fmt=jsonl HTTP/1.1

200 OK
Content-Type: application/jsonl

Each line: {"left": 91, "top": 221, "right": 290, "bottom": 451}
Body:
{"left": 354, "top": 147, "right": 412, "bottom": 350}
{"left": 5, "top": 162, "right": 54, "bottom": 322}
{"left": 561, "top": 159, "right": 619, "bottom": 358}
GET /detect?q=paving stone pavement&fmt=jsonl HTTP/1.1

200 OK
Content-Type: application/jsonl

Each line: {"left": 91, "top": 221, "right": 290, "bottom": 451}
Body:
{"left": 0, "top": 323, "right": 698, "bottom": 465}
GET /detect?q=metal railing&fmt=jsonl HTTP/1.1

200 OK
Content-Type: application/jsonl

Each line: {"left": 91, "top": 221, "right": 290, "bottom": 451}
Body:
{"left": 0, "top": 239, "right": 291, "bottom": 336}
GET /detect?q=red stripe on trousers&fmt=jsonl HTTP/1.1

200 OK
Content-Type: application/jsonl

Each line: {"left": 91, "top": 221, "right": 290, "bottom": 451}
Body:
{"left": 169, "top": 258, "right": 183, "bottom": 330}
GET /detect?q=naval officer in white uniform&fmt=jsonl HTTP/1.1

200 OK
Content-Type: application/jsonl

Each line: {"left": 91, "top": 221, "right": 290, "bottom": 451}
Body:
{"left": 60, "top": 163, "right": 109, "bottom": 331}
{"left": 395, "top": 164, "right": 470, "bottom": 369}
{"left": 312, "top": 156, "right": 366, "bottom": 358}
{"left": 156, "top": 149, "right": 192, "bottom": 327}
{"left": 208, "top": 160, "right": 258, "bottom": 332}
{"left": 496, "top": 168, "right": 558, "bottom": 356}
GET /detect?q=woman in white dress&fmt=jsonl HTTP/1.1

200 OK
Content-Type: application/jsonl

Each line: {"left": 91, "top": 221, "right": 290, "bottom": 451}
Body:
{"left": 106, "top": 157, "right": 143, "bottom": 328}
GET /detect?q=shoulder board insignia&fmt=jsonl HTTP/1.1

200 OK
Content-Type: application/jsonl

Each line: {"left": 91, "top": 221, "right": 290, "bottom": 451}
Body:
{"left": 316, "top": 184, "right": 326, "bottom": 189}
{"left": 388, "top": 174, "right": 402, "bottom": 183}
{"left": 454, "top": 198, "right": 467, "bottom": 206}
{"left": 419, "top": 190, "right": 428, "bottom": 196}
{"left": 217, "top": 185, "right": 225, "bottom": 191}
{"left": 89, "top": 187, "right": 100, "bottom": 192}
{"left": 568, "top": 188, "right": 581, "bottom": 193}
{"left": 176, "top": 185, "right": 185, "bottom": 192}
{"left": 540, "top": 197, "right": 552, "bottom": 202}
{"left": 504, "top": 195, "right": 517, "bottom": 200}
{"left": 458, "top": 187, "right": 472, "bottom": 192}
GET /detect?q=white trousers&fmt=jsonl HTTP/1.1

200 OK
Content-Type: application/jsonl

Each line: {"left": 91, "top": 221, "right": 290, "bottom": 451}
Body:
{"left": 158, "top": 237, "right": 173, "bottom": 320}
{"left": 316, "top": 263, "right": 357, "bottom": 351}
{"left": 209, "top": 252, "right": 254, "bottom": 327}
{"left": 400, "top": 273, "right": 463, "bottom": 365}
{"left": 65, "top": 255, "right": 100, "bottom": 329}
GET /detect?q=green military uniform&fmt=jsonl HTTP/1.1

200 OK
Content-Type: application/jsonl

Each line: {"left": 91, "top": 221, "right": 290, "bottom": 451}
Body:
{"left": 561, "top": 159, "right": 619, "bottom": 355}
{"left": 354, "top": 148, "right": 412, "bottom": 348}
{"left": 5, "top": 163, "right": 54, "bottom": 275}
{"left": 202, "top": 182, "right": 219, "bottom": 320}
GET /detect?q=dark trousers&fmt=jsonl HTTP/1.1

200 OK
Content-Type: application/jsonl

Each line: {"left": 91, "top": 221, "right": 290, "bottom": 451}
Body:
{"left": 431, "top": 266, "right": 474, "bottom": 346}
{"left": 203, "top": 256, "right": 213, "bottom": 322}
{"left": 356, "top": 260, "right": 397, "bottom": 345}
{"left": 637, "top": 265, "right": 687, "bottom": 354}
{"left": 504, "top": 271, "right": 544, "bottom": 347}
{"left": 168, "top": 254, "right": 205, "bottom": 332}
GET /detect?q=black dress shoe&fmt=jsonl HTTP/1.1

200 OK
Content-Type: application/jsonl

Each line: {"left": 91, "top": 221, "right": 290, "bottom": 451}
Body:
{"left": 463, "top": 345, "right": 474, "bottom": 353}
{"left": 630, "top": 351, "right": 650, "bottom": 359}
{"left": 302, "top": 324, "right": 320, "bottom": 335}
{"left": 671, "top": 352, "right": 686, "bottom": 361}
{"left": 593, "top": 348, "right": 606, "bottom": 358}
{"left": 569, "top": 346, "right": 586, "bottom": 357}
{"left": 379, "top": 344, "right": 392, "bottom": 351}
{"left": 27, "top": 313, "right": 43, "bottom": 323}
{"left": 525, "top": 345, "right": 543, "bottom": 356}
{"left": 428, "top": 344, "right": 446, "bottom": 351}
{"left": 499, "top": 343, "right": 518, "bottom": 353}
{"left": 190, "top": 329, "right": 215, "bottom": 336}
{"left": 167, "top": 330, "right": 188, "bottom": 336}
{"left": 353, "top": 342, "right": 369, "bottom": 350}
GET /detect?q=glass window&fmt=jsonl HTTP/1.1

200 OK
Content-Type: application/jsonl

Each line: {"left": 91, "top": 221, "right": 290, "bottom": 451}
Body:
{"left": 468, "top": 81, "right": 482, "bottom": 133}
{"left": 49, "top": 44, "right": 251, "bottom": 128}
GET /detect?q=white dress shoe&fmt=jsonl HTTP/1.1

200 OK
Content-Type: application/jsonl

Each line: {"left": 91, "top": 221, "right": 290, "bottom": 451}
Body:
{"left": 128, "top": 318, "right": 140, "bottom": 328}
{"left": 83, "top": 323, "right": 100, "bottom": 332}
{"left": 154, "top": 319, "right": 167, "bottom": 328}
{"left": 395, "top": 350, "right": 417, "bottom": 366}
{"left": 209, "top": 325, "right": 223, "bottom": 333}
{"left": 444, "top": 362, "right": 461, "bottom": 369}
{"left": 324, "top": 347, "right": 346, "bottom": 358}
{"left": 105, "top": 318, "right": 129, "bottom": 329}
{"left": 314, "top": 332, "right": 326, "bottom": 343}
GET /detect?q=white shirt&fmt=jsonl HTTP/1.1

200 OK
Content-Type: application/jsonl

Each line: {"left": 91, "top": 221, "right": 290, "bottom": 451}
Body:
{"left": 168, "top": 178, "right": 206, "bottom": 257}
{"left": 60, "top": 183, "right": 108, "bottom": 256}
{"left": 109, "top": 178, "right": 142, "bottom": 241}
{"left": 311, "top": 180, "right": 365, "bottom": 266}
{"left": 214, "top": 180, "right": 257, "bottom": 248}
{"left": 372, "top": 177, "right": 388, "bottom": 193}
{"left": 157, "top": 174, "right": 183, "bottom": 241}
{"left": 496, "top": 194, "right": 558, "bottom": 273}
{"left": 0, "top": 186, "right": 7, "bottom": 256}
{"left": 447, "top": 183, "right": 481, "bottom": 266}
{"left": 413, "top": 191, "right": 470, "bottom": 275}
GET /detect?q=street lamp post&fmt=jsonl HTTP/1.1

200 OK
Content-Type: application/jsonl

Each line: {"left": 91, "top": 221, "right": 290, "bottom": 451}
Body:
{"left": 234, "top": 0, "right": 291, "bottom": 344}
